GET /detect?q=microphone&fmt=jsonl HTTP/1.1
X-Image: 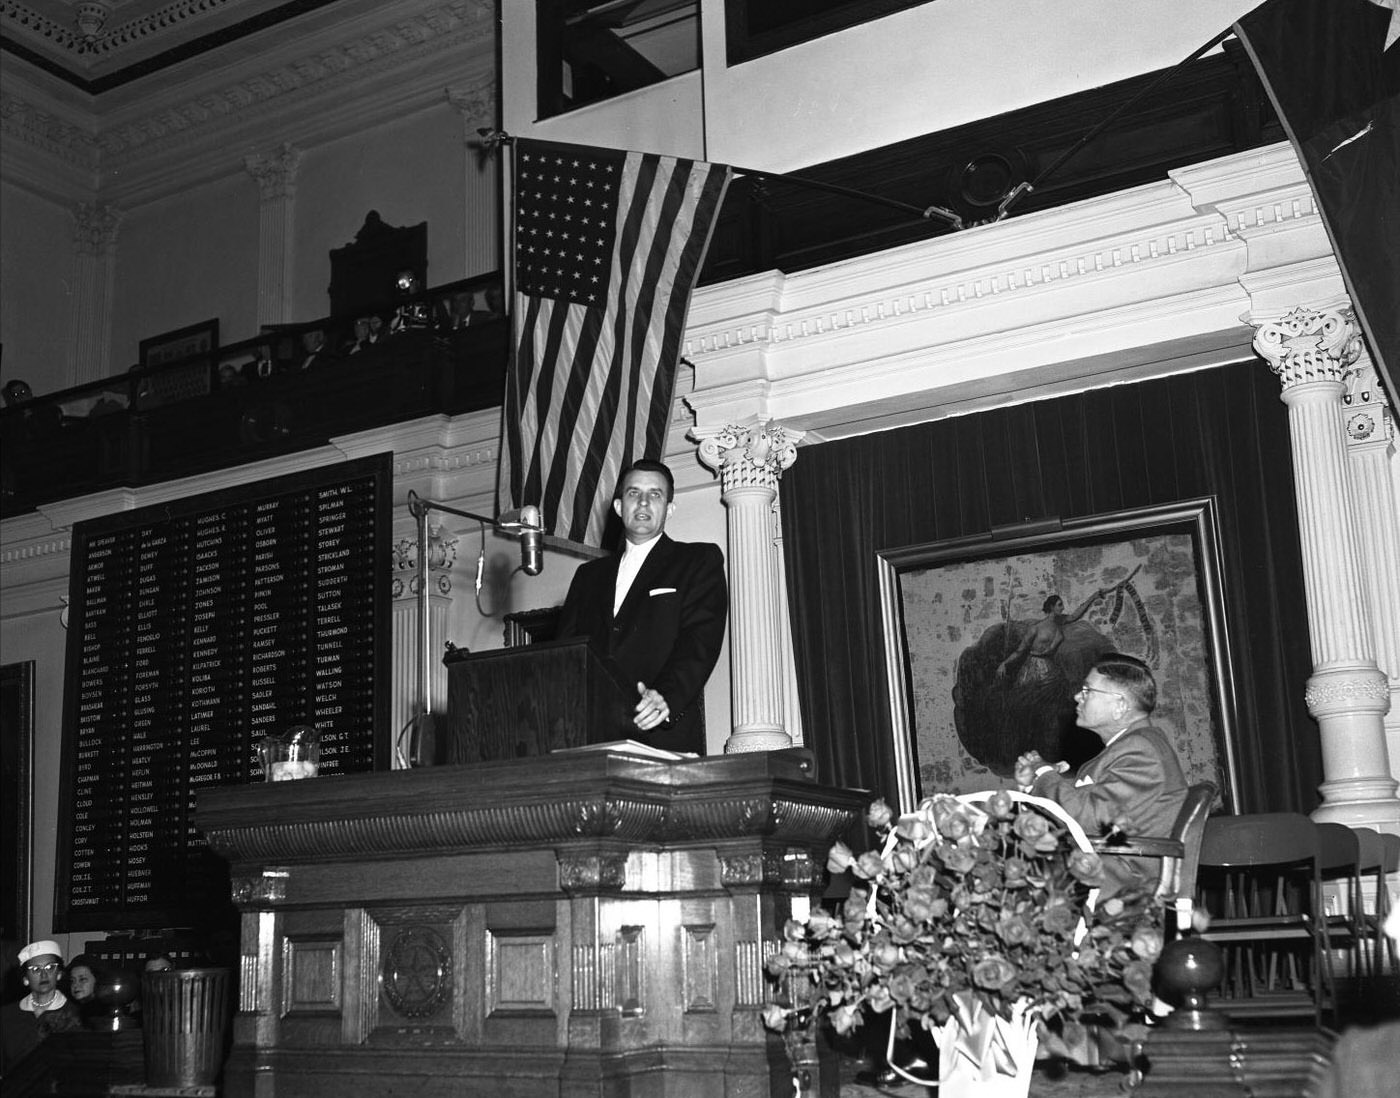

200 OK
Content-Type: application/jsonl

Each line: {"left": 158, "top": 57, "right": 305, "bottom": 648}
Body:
{"left": 520, "top": 504, "right": 543, "bottom": 576}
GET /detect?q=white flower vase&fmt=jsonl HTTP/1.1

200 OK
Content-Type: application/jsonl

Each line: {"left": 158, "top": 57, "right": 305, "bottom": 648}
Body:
{"left": 934, "top": 998, "right": 1039, "bottom": 1098}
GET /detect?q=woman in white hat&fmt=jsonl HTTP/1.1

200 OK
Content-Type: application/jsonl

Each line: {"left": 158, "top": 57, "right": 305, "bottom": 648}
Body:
{"left": 1, "top": 939, "right": 82, "bottom": 1074}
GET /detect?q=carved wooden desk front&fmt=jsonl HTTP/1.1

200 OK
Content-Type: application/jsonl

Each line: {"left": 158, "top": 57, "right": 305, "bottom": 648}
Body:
{"left": 197, "top": 749, "right": 866, "bottom": 1098}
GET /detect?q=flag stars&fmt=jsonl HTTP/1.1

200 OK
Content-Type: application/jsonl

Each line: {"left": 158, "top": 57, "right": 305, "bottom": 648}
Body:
{"left": 514, "top": 141, "right": 624, "bottom": 305}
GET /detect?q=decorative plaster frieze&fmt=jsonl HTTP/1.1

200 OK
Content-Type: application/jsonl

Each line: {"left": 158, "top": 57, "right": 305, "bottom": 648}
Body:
{"left": 72, "top": 201, "right": 122, "bottom": 254}
{"left": 1304, "top": 671, "right": 1392, "bottom": 712}
{"left": 685, "top": 213, "right": 1235, "bottom": 359}
{"left": 5, "top": 0, "right": 238, "bottom": 60}
{"left": 231, "top": 869, "right": 290, "bottom": 907}
{"left": 96, "top": 3, "right": 493, "bottom": 161}
{"left": 1213, "top": 185, "right": 1318, "bottom": 238}
{"left": 0, "top": 87, "right": 99, "bottom": 171}
{"left": 390, "top": 447, "right": 497, "bottom": 478}
{"left": 0, "top": 532, "right": 72, "bottom": 566}
{"left": 2, "top": 2, "right": 77, "bottom": 51}
{"left": 558, "top": 852, "right": 628, "bottom": 893}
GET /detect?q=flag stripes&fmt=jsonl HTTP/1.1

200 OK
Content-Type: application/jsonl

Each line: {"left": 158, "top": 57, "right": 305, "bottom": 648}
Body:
{"left": 500, "top": 139, "right": 731, "bottom": 547}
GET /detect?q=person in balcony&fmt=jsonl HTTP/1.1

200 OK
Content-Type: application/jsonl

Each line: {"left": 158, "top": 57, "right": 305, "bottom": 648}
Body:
{"left": 345, "top": 316, "right": 383, "bottom": 354}
{"left": 299, "top": 329, "right": 331, "bottom": 369}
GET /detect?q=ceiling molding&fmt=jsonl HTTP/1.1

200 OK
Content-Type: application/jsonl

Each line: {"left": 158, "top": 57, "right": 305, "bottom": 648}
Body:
{"left": 684, "top": 142, "right": 1341, "bottom": 441}
{"left": 1, "top": 0, "right": 495, "bottom": 206}
{"left": 2, "top": 1, "right": 345, "bottom": 85}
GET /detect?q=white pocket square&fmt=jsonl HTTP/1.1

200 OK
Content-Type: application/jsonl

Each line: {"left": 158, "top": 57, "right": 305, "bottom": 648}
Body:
{"left": 649, "top": 587, "right": 677, "bottom": 596}
{"left": 1074, "top": 775, "right": 1095, "bottom": 787}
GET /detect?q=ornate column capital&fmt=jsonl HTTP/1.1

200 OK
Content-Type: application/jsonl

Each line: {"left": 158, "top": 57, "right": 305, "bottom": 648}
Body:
{"left": 692, "top": 420, "right": 803, "bottom": 495}
{"left": 391, "top": 525, "right": 458, "bottom": 599}
{"left": 1251, "top": 304, "right": 1364, "bottom": 390}
{"left": 244, "top": 143, "right": 304, "bottom": 201}
{"left": 446, "top": 81, "right": 497, "bottom": 140}
{"left": 72, "top": 202, "right": 122, "bottom": 256}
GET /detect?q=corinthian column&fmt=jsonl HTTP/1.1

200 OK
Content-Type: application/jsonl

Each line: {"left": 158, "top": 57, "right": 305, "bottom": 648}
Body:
{"left": 244, "top": 144, "right": 303, "bottom": 327}
{"left": 70, "top": 203, "right": 123, "bottom": 385}
{"left": 446, "top": 83, "right": 500, "bottom": 278}
{"left": 693, "top": 420, "right": 803, "bottom": 754}
{"left": 1252, "top": 304, "right": 1399, "bottom": 827}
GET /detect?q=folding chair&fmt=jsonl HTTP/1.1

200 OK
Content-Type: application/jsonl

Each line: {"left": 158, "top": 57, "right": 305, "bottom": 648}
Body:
{"left": 1316, "top": 822, "right": 1364, "bottom": 1003}
{"left": 1352, "top": 828, "right": 1386, "bottom": 987}
{"left": 1357, "top": 831, "right": 1399, "bottom": 986}
{"left": 1091, "top": 781, "right": 1215, "bottom": 934}
{"left": 1195, "top": 812, "right": 1336, "bottom": 1026}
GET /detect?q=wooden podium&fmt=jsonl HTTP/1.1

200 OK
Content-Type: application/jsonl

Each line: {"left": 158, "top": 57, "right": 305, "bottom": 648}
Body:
{"left": 198, "top": 751, "right": 865, "bottom": 1098}
{"left": 443, "top": 639, "right": 635, "bottom": 764}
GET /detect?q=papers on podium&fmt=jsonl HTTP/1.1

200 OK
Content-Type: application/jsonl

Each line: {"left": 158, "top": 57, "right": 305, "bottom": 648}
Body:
{"left": 551, "top": 739, "right": 697, "bottom": 762}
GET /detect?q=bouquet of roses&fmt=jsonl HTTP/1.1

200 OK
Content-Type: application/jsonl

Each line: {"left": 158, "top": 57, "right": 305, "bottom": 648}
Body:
{"left": 764, "top": 791, "right": 1162, "bottom": 1058}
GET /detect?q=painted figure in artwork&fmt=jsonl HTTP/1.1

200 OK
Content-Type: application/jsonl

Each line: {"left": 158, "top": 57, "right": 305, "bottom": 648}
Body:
{"left": 953, "top": 567, "right": 1144, "bottom": 776}
{"left": 995, "top": 589, "right": 1110, "bottom": 684}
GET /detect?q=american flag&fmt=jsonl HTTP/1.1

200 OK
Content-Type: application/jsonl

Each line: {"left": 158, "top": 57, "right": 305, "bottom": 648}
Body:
{"left": 499, "top": 138, "right": 732, "bottom": 547}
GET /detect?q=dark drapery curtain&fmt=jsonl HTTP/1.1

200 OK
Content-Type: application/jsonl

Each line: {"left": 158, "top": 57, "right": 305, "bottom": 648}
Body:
{"left": 780, "top": 361, "right": 1318, "bottom": 815}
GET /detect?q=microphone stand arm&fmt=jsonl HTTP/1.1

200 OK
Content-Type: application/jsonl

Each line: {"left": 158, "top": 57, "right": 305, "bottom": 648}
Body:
{"left": 405, "top": 490, "right": 538, "bottom": 730}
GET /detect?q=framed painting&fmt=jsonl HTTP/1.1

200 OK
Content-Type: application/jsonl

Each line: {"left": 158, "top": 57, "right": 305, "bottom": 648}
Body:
{"left": 1, "top": 660, "right": 34, "bottom": 943}
{"left": 876, "top": 499, "right": 1240, "bottom": 812}
{"left": 139, "top": 318, "right": 219, "bottom": 369}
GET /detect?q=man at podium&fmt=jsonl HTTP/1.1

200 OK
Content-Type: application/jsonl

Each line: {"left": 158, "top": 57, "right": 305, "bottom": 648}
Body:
{"left": 555, "top": 460, "right": 728, "bottom": 754}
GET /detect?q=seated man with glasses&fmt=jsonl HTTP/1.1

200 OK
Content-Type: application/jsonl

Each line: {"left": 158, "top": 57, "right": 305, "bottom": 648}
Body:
{"left": 1, "top": 939, "right": 82, "bottom": 1074}
{"left": 1014, "top": 653, "right": 1188, "bottom": 898}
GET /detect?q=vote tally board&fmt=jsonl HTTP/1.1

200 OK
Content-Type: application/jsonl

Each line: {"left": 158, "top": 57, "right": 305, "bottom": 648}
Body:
{"left": 55, "top": 455, "right": 392, "bottom": 932}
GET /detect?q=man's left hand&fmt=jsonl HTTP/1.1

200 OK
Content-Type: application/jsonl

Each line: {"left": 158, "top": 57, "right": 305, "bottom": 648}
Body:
{"left": 633, "top": 683, "right": 670, "bottom": 731}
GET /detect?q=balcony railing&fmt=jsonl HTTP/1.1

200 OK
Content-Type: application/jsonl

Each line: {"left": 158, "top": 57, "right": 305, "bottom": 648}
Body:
{"left": 1, "top": 285, "right": 507, "bottom": 520}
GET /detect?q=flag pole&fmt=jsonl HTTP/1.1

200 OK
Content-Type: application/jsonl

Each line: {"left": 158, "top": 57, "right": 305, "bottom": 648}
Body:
{"left": 482, "top": 131, "right": 522, "bottom": 515}
{"left": 728, "top": 164, "right": 964, "bottom": 229}
{"left": 482, "top": 131, "right": 962, "bottom": 229}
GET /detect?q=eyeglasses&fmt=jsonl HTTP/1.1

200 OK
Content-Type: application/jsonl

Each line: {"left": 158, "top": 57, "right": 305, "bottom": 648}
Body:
{"left": 1075, "top": 685, "right": 1123, "bottom": 701}
{"left": 24, "top": 962, "right": 60, "bottom": 974}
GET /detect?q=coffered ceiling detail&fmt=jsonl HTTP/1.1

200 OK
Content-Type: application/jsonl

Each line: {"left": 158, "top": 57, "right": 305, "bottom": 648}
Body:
{"left": 2, "top": 0, "right": 495, "bottom": 203}
{"left": 2, "top": 1, "right": 319, "bottom": 79}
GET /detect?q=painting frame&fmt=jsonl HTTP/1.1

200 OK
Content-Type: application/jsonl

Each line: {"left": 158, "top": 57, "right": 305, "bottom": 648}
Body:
{"left": 139, "top": 317, "right": 219, "bottom": 369}
{"left": 876, "top": 498, "right": 1241, "bottom": 813}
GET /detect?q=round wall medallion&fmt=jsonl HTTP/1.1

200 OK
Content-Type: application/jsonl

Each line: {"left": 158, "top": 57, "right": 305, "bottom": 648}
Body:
{"left": 1347, "top": 411, "right": 1375, "bottom": 440}
{"left": 381, "top": 925, "right": 452, "bottom": 1019}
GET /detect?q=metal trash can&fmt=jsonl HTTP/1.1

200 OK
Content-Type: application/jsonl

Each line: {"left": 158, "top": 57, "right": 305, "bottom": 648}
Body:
{"left": 142, "top": 967, "right": 232, "bottom": 1088}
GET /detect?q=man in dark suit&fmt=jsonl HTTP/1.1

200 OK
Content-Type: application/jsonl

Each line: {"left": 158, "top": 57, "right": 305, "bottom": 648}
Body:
{"left": 1015, "top": 653, "right": 1188, "bottom": 897}
{"left": 554, "top": 460, "right": 728, "bottom": 754}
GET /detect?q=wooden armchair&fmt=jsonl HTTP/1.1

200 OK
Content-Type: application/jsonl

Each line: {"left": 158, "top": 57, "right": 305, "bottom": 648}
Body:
{"left": 1090, "top": 781, "right": 1216, "bottom": 933}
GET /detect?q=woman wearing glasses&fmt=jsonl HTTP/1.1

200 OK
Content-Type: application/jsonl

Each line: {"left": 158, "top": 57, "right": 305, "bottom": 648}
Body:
{"left": 1014, "top": 653, "right": 1188, "bottom": 898}
{"left": 1, "top": 939, "right": 82, "bottom": 1074}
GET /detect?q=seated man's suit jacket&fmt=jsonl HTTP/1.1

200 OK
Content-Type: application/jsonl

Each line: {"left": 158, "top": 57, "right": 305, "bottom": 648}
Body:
{"left": 556, "top": 534, "right": 727, "bottom": 754}
{"left": 1030, "top": 719, "right": 1188, "bottom": 897}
